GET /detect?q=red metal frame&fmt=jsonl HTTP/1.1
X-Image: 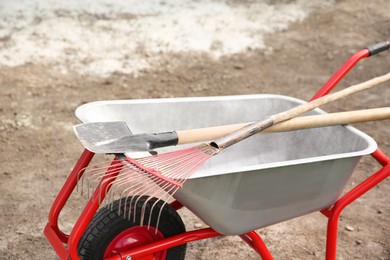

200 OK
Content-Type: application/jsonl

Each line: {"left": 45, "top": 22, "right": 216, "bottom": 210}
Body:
{"left": 44, "top": 149, "right": 95, "bottom": 259}
{"left": 44, "top": 46, "right": 390, "bottom": 260}
{"left": 321, "top": 149, "right": 390, "bottom": 259}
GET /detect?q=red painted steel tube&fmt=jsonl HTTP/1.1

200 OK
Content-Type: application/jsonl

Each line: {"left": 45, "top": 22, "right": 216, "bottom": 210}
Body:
{"left": 239, "top": 234, "right": 257, "bottom": 252}
{"left": 104, "top": 228, "right": 223, "bottom": 260}
{"left": 324, "top": 163, "right": 390, "bottom": 260}
{"left": 46, "top": 149, "right": 95, "bottom": 243}
{"left": 245, "top": 231, "right": 274, "bottom": 260}
{"left": 372, "top": 148, "right": 390, "bottom": 166}
{"left": 44, "top": 224, "right": 70, "bottom": 259}
{"left": 68, "top": 157, "right": 123, "bottom": 260}
{"left": 310, "top": 49, "right": 370, "bottom": 101}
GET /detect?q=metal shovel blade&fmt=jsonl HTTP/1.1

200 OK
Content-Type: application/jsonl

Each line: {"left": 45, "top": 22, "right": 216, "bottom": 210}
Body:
{"left": 73, "top": 121, "right": 147, "bottom": 153}
{"left": 74, "top": 121, "right": 180, "bottom": 154}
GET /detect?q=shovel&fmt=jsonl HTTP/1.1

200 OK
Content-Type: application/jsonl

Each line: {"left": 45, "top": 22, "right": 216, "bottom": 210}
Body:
{"left": 74, "top": 107, "right": 390, "bottom": 153}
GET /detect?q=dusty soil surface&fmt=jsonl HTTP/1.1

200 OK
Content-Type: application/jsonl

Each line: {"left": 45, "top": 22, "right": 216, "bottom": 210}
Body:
{"left": 1, "top": 0, "right": 389, "bottom": 259}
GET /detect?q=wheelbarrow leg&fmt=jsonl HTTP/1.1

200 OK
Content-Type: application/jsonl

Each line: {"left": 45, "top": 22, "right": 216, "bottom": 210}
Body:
{"left": 44, "top": 149, "right": 95, "bottom": 259}
{"left": 322, "top": 148, "right": 390, "bottom": 260}
{"left": 240, "top": 231, "right": 273, "bottom": 260}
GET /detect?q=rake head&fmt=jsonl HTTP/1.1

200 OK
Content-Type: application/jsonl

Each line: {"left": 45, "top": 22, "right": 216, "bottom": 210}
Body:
{"left": 78, "top": 143, "right": 218, "bottom": 230}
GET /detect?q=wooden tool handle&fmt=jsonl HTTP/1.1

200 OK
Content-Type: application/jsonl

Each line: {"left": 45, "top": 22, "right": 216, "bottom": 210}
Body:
{"left": 211, "top": 72, "right": 390, "bottom": 150}
{"left": 272, "top": 73, "right": 390, "bottom": 124}
{"left": 177, "top": 107, "right": 390, "bottom": 145}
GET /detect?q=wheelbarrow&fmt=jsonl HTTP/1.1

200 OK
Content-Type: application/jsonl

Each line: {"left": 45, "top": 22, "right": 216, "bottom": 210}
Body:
{"left": 44, "top": 42, "right": 390, "bottom": 259}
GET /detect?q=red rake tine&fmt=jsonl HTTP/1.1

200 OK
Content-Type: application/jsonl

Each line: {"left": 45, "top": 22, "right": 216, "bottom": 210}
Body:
{"left": 95, "top": 158, "right": 124, "bottom": 205}
{"left": 116, "top": 170, "right": 168, "bottom": 220}
{"left": 115, "top": 170, "right": 151, "bottom": 216}
{"left": 102, "top": 159, "right": 157, "bottom": 216}
{"left": 121, "top": 174, "right": 164, "bottom": 219}
{"left": 147, "top": 185, "right": 180, "bottom": 232}
{"left": 77, "top": 160, "right": 113, "bottom": 195}
{"left": 103, "top": 173, "right": 136, "bottom": 211}
{"left": 126, "top": 179, "right": 171, "bottom": 223}
{"left": 105, "top": 162, "right": 148, "bottom": 210}
{"left": 131, "top": 180, "right": 164, "bottom": 223}
{"left": 123, "top": 176, "right": 158, "bottom": 219}
{"left": 140, "top": 180, "right": 179, "bottom": 227}
{"left": 83, "top": 160, "right": 122, "bottom": 199}
{"left": 121, "top": 144, "right": 218, "bottom": 225}
{"left": 74, "top": 158, "right": 124, "bottom": 204}
{"left": 123, "top": 158, "right": 182, "bottom": 223}
{"left": 95, "top": 165, "right": 123, "bottom": 202}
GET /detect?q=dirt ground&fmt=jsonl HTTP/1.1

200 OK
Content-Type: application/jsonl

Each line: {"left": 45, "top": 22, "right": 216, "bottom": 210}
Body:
{"left": 1, "top": 0, "right": 390, "bottom": 259}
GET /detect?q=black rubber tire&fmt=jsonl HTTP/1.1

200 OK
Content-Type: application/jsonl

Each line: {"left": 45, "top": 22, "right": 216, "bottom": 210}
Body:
{"left": 78, "top": 196, "right": 187, "bottom": 260}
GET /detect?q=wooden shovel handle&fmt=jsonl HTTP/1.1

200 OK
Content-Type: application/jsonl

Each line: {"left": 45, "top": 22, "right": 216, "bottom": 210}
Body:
{"left": 177, "top": 107, "right": 390, "bottom": 145}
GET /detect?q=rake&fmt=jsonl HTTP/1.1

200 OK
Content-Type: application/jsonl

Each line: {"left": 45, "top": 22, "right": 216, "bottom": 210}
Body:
{"left": 79, "top": 72, "right": 390, "bottom": 229}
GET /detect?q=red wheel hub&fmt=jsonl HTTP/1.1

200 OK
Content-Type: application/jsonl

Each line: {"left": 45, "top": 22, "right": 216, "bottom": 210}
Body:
{"left": 104, "top": 226, "right": 166, "bottom": 259}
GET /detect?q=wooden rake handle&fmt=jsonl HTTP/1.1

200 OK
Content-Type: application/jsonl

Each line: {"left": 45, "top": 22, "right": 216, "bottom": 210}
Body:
{"left": 210, "top": 72, "right": 390, "bottom": 149}
{"left": 177, "top": 107, "right": 390, "bottom": 144}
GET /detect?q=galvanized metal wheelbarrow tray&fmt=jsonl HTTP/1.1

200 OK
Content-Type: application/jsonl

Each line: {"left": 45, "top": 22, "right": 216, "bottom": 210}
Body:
{"left": 44, "top": 42, "right": 390, "bottom": 260}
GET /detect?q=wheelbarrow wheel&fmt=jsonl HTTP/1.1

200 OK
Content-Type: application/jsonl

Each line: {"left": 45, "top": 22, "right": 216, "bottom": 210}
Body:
{"left": 78, "top": 196, "right": 186, "bottom": 259}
